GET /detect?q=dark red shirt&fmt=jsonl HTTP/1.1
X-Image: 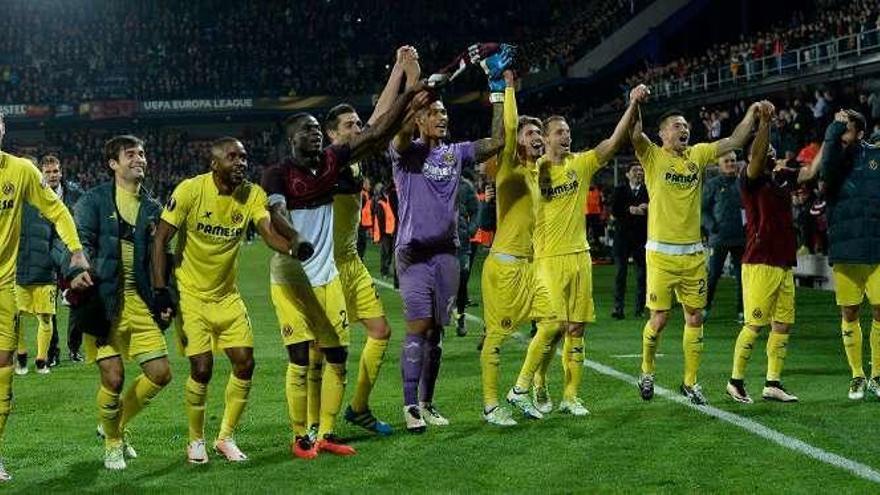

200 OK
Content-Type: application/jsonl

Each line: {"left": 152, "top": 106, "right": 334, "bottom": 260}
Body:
{"left": 740, "top": 167, "right": 798, "bottom": 267}
{"left": 261, "top": 144, "right": 351, "bottom": 209}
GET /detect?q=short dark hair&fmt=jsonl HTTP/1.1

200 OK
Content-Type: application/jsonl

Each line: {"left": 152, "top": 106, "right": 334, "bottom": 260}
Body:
{"left": 210, "top": 136, "right": 241, "bottom": 157}
{"left": 283, "top": 112, "right": 314, "bottom": 134}
{"left": 846, "top": 109, "right": 867, "bottom": 133}
{"left": 324, "top": 103, "right": 357, "bottom": 133}
{"left": 542, "top": 115, "right": 567, "bottom": 133}
{"left": 657, "top": 109, "right": 686, "bottom": 128}
{"left": 518, "top": 115, "right": 542, "bottom": 133}
{"left": 627, "top": 161, "right": 643, "bottom": 171}
{"left": 103, "top": 135, "right": 144, "bottom": 164}
{"left": 40, "top": 154, "right": 60, "bottom": 168}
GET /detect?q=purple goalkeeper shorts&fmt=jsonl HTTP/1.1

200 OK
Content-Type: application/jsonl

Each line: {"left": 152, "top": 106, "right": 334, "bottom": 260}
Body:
{"left": 396, "top": 249, "right": 460, "bottom": 326}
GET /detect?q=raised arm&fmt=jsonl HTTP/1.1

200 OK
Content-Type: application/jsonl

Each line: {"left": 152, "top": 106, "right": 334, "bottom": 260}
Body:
{"left": 746, "top": 105, "right": 771, "bottom": 180}
{"left": 354, "top": 83, "right": 430, "bottom": 161}
{"left": 715, "top": 101, "right": 765, "bottom": 157}
{"left": 798, "top": 143, "right": 824, "bottom": 184}
{"left": 820, "top": 112, "right": 850, "bottom": 195}
{"left": 595, "top": 84, "right": 649, "bottom": 165}
{"left": 630, "top": 91, "right": 653, "bottom": 157}
{"left": 499, "top": 71, "right": 518, "bottom": 168}
{"left": 368, "top": 46, "right": 420, "bottom": 126}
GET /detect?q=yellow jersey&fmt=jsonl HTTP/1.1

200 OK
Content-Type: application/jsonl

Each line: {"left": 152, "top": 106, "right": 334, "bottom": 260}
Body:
{"left": 0, "top": 151, "right": 81, "bottom": 287}
{"left": 532, "top": 150, "right": 603, "bottom": 258}
{"left": 488, "top": 87, "right": 537, "bottom": 258}
{"left": 115, "top": 186, "right": 141, "bottom": 296}
{"left": 635, "top": 141, "right": 718, "bottom": 245}
{"left": 332, "top": 162, "right": 364, "bottom": 260}
{"left": 161, "top": 173, "right": 270, "bottom": 299}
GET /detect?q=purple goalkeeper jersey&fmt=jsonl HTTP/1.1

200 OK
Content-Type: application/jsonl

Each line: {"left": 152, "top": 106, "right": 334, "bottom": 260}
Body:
{"left": 390, "top": 139, "right": 475, "bottom": 252}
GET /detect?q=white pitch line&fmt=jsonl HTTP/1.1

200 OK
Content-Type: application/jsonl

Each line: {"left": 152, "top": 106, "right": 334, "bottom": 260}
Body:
{"left": 372, "top": 277, "right": 880, "bottom": 484}
{"left": 610, "top": 353, "right": 665, "bottom": 359}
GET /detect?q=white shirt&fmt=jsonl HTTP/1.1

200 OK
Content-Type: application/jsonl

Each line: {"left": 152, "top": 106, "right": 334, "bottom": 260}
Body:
{"left": 268, "top": 194, "right": 337, "bottom": 287}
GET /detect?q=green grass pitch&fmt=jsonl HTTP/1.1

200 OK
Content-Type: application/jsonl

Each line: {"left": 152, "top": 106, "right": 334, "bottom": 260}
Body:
{"left": 5, "top": 244, "right": 880, "bottom": 493}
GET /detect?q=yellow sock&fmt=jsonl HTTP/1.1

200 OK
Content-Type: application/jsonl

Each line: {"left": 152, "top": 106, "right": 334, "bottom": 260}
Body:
{"left": 351, "top": 337, "right": 388, "bottom": 412}
{"left": 515, "top": 321, "right": 560, "bottom": 391}
{"left": 766, "top": 331, "right": 790, "bottom": 382}
{"left": 731, "top": 326, "right": 760, "bottom": 380}
{"left": 871, "top": 320, "right": 880, "bottom": 378}
{"left": 642, "top": 321, "right": 659, "bottom": 375}
{"left": 218, "top": 374, "right": 251, "bottom": 440}
{"left": 120, "top": 374, "right": 163, "bottom": 431}
{"left": 841, "top": 319, "right": 865, "bottom": 378}
{"left": 317, "top": 362, "right": 346, "bottom": 438}
{"left": 97, "top": 385, "right": 122, "bottom": 447}
{"left": 480, "top": 329, "right": 506, "bottom": 409}
{"left": 682, "top": 324, "right": 704, "bottom": 387}
{"left": 285, "top": 363, "right": 308, "bottom": 437}
{"left": 0, "top": 366, "right": 12, "bottom": 441}
{"left": 184, "top": 377, "right": 208, "bottom": 441}
{"left": 306, "top": 345, "right": 323, "bottom": 428}
{"left": 36, "top": 314, "right": 52, "bottom": 361}
{"left": 15, "top": 314, "right": 26, "bottom": 356}
{"left": 562, "top": 334, "right": 585, "bottom": 400}
{"left": 532, "top": 332, "right": 558, "bottom": 390}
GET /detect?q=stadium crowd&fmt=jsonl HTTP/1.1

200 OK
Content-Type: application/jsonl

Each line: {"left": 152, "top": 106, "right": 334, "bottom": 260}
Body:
{"left": 0, "top": 0, "right": 646, "bottom": 104}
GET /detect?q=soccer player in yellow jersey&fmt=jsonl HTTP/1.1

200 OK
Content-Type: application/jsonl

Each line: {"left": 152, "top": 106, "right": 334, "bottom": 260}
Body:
{"left": 301, "top": 46, "right": 421, "bottom": 437}
{"left": 477, "top": 70, "right": 554, "bottom": 426}
{"left": 152, "top": 137, "right": 302, "bottom": 464}
{"left": 630, "top": 97, "right": 766, "bottom": 405}
{"left": 72, "top": 135, "right": 175, "bottom": 471}
{"left": 0, "top": 112, "right": 89, "bottom": 481}
{"left": 508, "top": 85, "right": 649, "bottom": 417}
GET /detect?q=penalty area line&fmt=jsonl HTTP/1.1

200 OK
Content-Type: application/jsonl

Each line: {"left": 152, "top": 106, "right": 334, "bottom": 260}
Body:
{"left": 372, "top": 276, "right": 880, "bottom": 485}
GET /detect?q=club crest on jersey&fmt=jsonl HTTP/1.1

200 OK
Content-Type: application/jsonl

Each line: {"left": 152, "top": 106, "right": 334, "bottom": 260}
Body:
{"left": 2, "top": 182, "right": 14, "bottom": 196}
{"left": 442, "top": 152, "right": 456, "bottom": 165}
{"left": 752, "top": 308, "right": 763, "bottom": 320}
{"left": 231, "top": 211, "right": 244, "bottom": 224}
{"left": 501, "top": 317, "right": 512, "bottom": 329}
{"left": 282, "top": 324, "right": 293, "bottom": 338}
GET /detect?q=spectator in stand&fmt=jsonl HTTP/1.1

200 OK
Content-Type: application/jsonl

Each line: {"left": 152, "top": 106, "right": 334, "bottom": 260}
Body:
{"left": 611, "top": 163, "right": 648, "bottom": 320}
{"left": 702, "top": 152, "right": 746, "bottom": 322}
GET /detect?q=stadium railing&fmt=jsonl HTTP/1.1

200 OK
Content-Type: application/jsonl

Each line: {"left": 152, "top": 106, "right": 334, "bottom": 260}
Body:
{"left": 652, "top": 29, "right": 880, "bottom": 100}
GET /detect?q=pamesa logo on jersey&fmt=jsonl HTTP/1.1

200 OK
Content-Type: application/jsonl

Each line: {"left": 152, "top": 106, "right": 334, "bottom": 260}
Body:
{"left": 196, "top": 210, "right": 245, "bottom": 239}
{"left": 664, "top": 162, "right": 699, "bottom": 189}
{"left": 539, "top": 169, "right": 579, "bottom": 199}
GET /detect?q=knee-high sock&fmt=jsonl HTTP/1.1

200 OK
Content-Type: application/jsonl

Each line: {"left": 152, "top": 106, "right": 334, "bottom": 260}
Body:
{"left": 871, "top": 320, "right": 880, "bottom": 378}
{"left": 317, "top": 362, "right": 346, "bottom": 438}
{"left": 682, "top": 324, "right": 704, "bottom": 387}
{"left": 350, "top": 337, "right": 388, "bottom": 412}
{"left": 36, "top": 314, "right": 53, "bottom": 361}
{"left": 731, "top": 326, "right": 759, "bottom": 380}
{"left": 533, "top": 330, "right": 561, "bottom": 390}
{"left": 766, "top": 331, "right": 790, "bottom": 382}
{"left": 480, "top": 329, "right": 506, "bottom": 408}
{"left": 842, "top": 319, "right": 864, "bottom": 378}
{"left": 515, "top": 321, "right": 560, "bottom": 391}
{"left": 120, "top": 374, "right": 163, "bottom": 431}
{"left": 0, "top": 367, "right": 12, "bottom": 443}
{"left": 401, "top": 334, "right": 425, "bottom": 406}
{"left": 97, "top": 385, "right": 122, "bottom": 447}
{"left": 418, "top": 333, "right": 442, "bottom": 404}
{"left": 218, "top": 374, "right": 251, "bottom": 440}
{"left": 285, "top": 363, "right": 308, "bottom": 437}
{"left": 562, "top": 334, "right": 585, "bottom": 400}
{"left": 15, "top": 313, "right": 26, "bottom": 356}
{"left": 306, "top": 345, "right": 323, "bottom": 428}
{"left": 184, "top": 377, "right": 208, "bottom": 441}
{"left": 642, "top": 321, "right": 660, "bottom": 375}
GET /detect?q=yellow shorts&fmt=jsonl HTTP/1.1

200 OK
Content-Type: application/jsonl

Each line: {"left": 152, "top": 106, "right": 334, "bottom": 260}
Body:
{"left": 646, "top": 250, "right": 708, "bottom": 311}
{"left": 535, "top": 251, "right": 594, "bottom": 324}
{"left": 177, "top": 290, "right": 253, "bottom": 356}
{"left": 271, "top": 276, "right": 349, "bottom": 348}
{"left": 742, "top": 264, "right": 795, "bottom": 326}
{"left": 0, "top": 286, "right": 18, "bottom": 352}
{"left": 15, "top": 284, "right": 57, "bottom": 315}
{"left": 84, "top": 293, "right": 168, "bottom": 364}
{"left": 481, "top": 253, "right": 556, "bottom": 334}
{"left": 833, "top": 264, "right": 880, "bottom": 307}
{"left": 337, "top": 255, "right": 384, "bottom": 322}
